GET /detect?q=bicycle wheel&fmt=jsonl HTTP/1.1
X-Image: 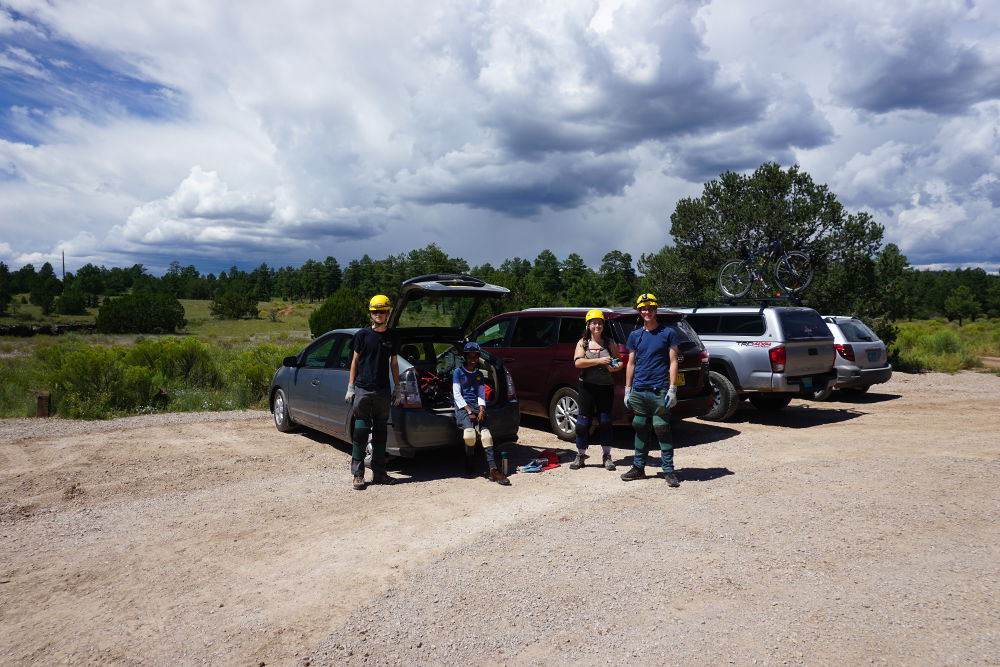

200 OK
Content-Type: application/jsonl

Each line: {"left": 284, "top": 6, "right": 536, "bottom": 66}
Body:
{"left": 718, "top": 259, "right": 753, "bottom": 298}
{"left": 774, "top": 251, "right": 813, "bottom": 294}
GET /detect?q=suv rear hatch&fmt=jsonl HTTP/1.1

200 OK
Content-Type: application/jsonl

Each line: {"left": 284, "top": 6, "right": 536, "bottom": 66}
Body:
{"left": 389, "top": 274, "right": 509, "bottom": 339}
{"left": 834, "top": 317, "right": 885, "bottom": 369}
{"left": 388, "top": 274, "right": 516, "bottom": 448}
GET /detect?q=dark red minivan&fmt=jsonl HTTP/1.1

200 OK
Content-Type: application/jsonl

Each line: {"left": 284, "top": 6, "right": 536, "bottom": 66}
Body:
{"left": 469, "top": 307, "right": 713, "bottom": 440}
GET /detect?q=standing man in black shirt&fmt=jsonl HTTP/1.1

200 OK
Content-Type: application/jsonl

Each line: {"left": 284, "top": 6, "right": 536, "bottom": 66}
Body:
{"left": 345, "top": 294, "right": 401, "bottom": 490}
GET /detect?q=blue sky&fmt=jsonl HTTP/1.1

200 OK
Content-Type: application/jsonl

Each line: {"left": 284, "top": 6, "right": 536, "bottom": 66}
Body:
{"left": 0, "top": 0, "right": 998, "bottom": 277}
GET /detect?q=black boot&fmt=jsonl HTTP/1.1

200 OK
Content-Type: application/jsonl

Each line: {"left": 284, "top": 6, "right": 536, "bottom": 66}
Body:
{"left": 620, "top": 465, "right": 647, "bottom": 481}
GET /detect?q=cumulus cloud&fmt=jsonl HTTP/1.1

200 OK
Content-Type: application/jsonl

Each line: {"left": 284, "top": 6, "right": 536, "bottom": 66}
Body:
{"left": 0, "top": 0, "right": 997, "bottom": 273}
{"left": 113, "top": 167, "right": 391, "bottom": 263}
{"left": 831, "top": 2, "right": 1000, "bottom": 115}
{"left": 833, "top": 102, "right": 1000, "bottom": 265}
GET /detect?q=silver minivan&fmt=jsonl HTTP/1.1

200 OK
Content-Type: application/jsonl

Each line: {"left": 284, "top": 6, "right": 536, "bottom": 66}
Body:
{"left": 813, "top": 315, "right": 893, "bottom": 400}
{"left": 268, "top": 274, "right": 520, "bottom": 456}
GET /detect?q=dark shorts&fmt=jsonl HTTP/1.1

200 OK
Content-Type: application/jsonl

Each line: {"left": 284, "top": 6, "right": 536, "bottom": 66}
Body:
{"left": 455, "top": 407, "right": 488, "bottom": 430}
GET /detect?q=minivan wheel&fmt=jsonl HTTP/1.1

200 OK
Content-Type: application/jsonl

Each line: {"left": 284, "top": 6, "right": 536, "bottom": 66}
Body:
{"left": 748, "top": 393, "right": 793, "bottom": 411}
{"left": 272, "top": 388, "right": 297, "bottom": 433}
{"left": 700, "top": 371, "right": 738, "bottom": 422}
{"left": 549, "top": 387, "right": 580, "bottom": 442}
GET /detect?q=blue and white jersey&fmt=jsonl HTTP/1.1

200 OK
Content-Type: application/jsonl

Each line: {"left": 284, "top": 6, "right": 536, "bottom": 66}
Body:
{"left": 452, "top": 365, "right": 486, "bottom": 409}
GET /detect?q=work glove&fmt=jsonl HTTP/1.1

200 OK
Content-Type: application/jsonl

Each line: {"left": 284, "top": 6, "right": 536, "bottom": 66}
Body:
{"left": 666, "top": 385, "right": 677, "bottom": 409}
{"left": 624, "top": 386, "right": 632, "bottom": 410}
{"left": 345, "top": 383, "right": 355, "bottom": 404}
{"left": 391, "top": 386, "right": 401, "bottom": 406}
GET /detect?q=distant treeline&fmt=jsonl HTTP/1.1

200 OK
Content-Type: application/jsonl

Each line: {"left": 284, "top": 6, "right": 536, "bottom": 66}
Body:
{"left": 0, "top": 242, "right": 997, "bottom": 323}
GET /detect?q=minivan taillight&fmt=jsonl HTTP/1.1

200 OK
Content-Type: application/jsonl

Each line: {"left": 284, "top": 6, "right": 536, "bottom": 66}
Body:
{"left": 769, "top": 346, "right": 786, "bottom": 372}
{"left": 398, "top": 367, "right": 422, "bottom": 408}
{"left": 700, "top": 348, "right": 710, "bottom": 364}
{"left": 835, "top": 344, "right": 855, "bottom": 362}
{"left": 505, "top": 367, "right": 517, "bottom": 400}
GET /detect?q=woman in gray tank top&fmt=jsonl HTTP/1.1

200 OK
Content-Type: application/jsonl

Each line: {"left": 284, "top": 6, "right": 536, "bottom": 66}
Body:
{"left": 570, "top": 309, "right": 622, "bottom": 470}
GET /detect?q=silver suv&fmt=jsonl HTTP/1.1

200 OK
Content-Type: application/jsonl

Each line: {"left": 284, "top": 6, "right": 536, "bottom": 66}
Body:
{"left": 672, "top": 305, "right": 837, "bottom": 421}
{"left": 813, "top": 315, "right": 893, "bottom": 400}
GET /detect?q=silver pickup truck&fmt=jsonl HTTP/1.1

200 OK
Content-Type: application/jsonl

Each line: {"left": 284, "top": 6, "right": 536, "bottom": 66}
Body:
{"left": 672, "top": 305, "right": 837, "bottom": 421}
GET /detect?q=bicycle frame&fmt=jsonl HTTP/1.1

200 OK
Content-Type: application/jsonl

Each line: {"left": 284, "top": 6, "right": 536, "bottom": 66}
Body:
{"left": 739, "top": 237, "right": 785, "bottom": 284}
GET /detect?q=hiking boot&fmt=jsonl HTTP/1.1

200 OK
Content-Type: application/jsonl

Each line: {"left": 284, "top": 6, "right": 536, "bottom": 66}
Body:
{"left": 352, "top": 475, "right": 367, "bottom": 490}
{"left": 603, "top": 454, "right": 616, "bottom": 471}
{"left": 371, "top": 471, "right": 397, "bottom": 485}
{"left": 489, "top": 467, "right": 511, "bottom": 486}
{"left": 664, "top": 471, "right": 680, "bottom": 488}
{"left": 569, "top": 453, "right": 587, "bottom": 470}
{"left": 620, "top": 465, "right": 647, "bottom": 482}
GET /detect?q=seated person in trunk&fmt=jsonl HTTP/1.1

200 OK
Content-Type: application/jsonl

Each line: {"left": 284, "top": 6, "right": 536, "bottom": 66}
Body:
{"left": 453, "top": 342, "right": 510, "bottom": 486}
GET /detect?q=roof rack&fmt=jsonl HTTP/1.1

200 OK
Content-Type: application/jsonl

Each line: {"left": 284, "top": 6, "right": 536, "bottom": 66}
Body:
{"left": 692, "top": 294, "right": 805, "bottom": 307}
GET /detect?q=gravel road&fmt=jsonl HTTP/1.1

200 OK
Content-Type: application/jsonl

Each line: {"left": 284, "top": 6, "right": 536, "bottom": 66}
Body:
{"left": 1, "top": 371, "right": 998, "bottom": 665}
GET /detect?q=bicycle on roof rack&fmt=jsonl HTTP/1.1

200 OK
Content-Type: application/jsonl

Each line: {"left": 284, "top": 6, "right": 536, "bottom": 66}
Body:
{"left": 716, "top": 233, "right": 814, "bottom": 298}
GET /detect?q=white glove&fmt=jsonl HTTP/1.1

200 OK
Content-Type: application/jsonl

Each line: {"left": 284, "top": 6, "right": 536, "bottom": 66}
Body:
{"left": 624, "top": 386, "right": 632, "bottom": 409}
{"left": 391, "top": 386, "right": 401, "bottom": 406}
{"left": 666, "top": 385, "right": 677, "bottom": 409}
{"left": 345, "top": 383, "right": 355, "bottom": 404}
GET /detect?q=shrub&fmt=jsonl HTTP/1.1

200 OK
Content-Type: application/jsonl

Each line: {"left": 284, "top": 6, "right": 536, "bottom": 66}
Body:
{"left": 54, "top": 288, "right": 89, "bottom": 315}
{"left": 309, "top": 287, "right": 367, "bottom": 337}
{"left": 226, "top": 343, "right": 294, "bottom": 405}
{"left": 51, "top": 346, "right": 163, "bottom": 418}
{"left": 891, "top": 322, "right": 980, "bottom": 373}
{"left": 210, "top": 290, "right": 259, "bottom": 319}
{"left": 124, "top": 337, "right": 222, "bottom": 388}
{"left": 97, "top": 291, "right": 187, "bottom": 334}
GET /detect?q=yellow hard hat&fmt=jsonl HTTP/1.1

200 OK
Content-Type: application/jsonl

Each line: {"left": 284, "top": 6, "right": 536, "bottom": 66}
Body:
{"left": 635, "top": 293, "right": 658, "bottom": 310}
{"left": 368, "top": 294, "right": 392, "bottom": 311}
{"left": 585, "top": 309, "right": 605, "bottom": 322}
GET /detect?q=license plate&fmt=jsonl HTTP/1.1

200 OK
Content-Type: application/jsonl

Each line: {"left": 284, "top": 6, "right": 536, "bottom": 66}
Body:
{"left": 801, "top": 377, "right": 812, "bottom": 389}
{"left": 867, "top": 350, "right": 880, "bottom": 362}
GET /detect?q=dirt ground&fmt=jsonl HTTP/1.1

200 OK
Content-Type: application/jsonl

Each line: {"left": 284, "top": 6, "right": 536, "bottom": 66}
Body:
{"left": 1, "top": 371, "right": 998, "bottom": 665}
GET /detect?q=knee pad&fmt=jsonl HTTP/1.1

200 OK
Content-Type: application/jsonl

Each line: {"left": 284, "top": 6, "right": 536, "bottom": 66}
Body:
{"left": 353, "top": 418, "right": 371, "bottom": 441}
{"left": 463, "top": 428, "right": 477, "bottom": 446}
{"left": 631, "top": 415, "right": 650, "bottom": 435}
{"left": 653, "top": 422, "right": 671, "bottom": 439}
{"left": 575, "top": 415, "right": 591, "bottom": 439}
{"left": 597, "top": 413, "right": 613, "bottom": 427}
{"left": 480, "top": 428, "right": 493, "bottom": 447}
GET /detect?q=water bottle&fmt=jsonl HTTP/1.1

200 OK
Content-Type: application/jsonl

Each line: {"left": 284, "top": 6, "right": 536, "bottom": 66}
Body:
{"left": 501, "top": 451, "right": 509, "bottom": 476}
